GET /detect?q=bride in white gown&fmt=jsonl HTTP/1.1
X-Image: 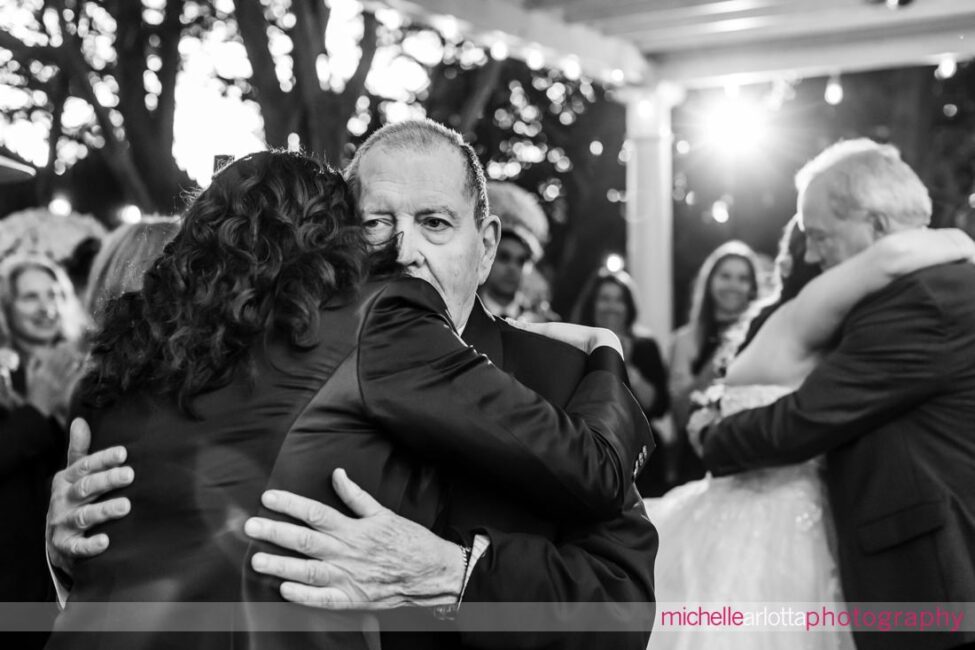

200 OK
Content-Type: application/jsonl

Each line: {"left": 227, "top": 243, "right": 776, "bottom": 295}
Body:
{"left": 645, "top": 225, "right": 975, "bottom": 650}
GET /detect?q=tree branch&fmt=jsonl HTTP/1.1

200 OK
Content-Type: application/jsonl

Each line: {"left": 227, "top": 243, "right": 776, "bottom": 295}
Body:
{"left": 46, "top": 71, "right": 67, "bottom": 176}
{"left": 290, "top": 0, "right": 328, "bottom": 103}
{"left": 153, "top": 0, "right": 182, "bottom": 149}
{"left": 457, "top": 59, "right": 504, "bottom": 137}
{"left": 0, "top": 28, "right": 61, "bottom": 62}
{"left": 344, "top": 11, "right": 377, "bottom": 104}
{"left": 233, "top": 0, "right": 289, "bottom": 145}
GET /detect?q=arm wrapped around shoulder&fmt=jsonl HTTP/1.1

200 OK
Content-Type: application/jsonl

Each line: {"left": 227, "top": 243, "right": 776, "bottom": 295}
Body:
{"left": 358, "top": 277, "right": 653, "bottom": 521}
{"left": 872, "top": 227, "right": 975, "bottom": 279}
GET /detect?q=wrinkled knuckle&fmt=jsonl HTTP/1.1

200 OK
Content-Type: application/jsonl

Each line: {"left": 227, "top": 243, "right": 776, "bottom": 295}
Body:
{"left": 305, "top": 562, "right": 325, "bottom": 586}
{"left": 78, "top": 458, "right": 91, "bottom": 475}
{"left": 67, "top": 538, "right": 85, "bottom": 557}
{"left": 73, "top": 507, "right": 90, "bottom": 531}
{"left": 296, "top": 531, "right": 318, "bottom": 556}
{"left": 75, "top": 476, "right": 91, "bottom": 500}
{"left": 305, "top": 505, "right": 327, "bottom": 528}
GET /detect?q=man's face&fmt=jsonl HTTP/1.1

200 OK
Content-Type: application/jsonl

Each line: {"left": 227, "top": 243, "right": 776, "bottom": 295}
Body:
{"left": 7, "top": 268, "right": 64, "bottom": 345}
{"left": 800, "top": 179, "right": 878, "bottom": 270}
{"left": 357, "top": 143, "right": 499, "bottom": 330}
{"left": 483, "top": 236, "right": 531, "bottom": 303}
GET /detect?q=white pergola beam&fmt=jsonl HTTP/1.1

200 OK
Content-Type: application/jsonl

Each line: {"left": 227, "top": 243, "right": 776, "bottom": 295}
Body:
{"left": 369, "top": 0, "right": 652, "bottom": 84}
{"left": 655, "top": 22, "right": 975, "bottom": 87}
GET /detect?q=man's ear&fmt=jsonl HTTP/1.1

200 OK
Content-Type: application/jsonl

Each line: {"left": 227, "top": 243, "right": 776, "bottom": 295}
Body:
{"left": 477, "top": 215, "right": 501, "bottom": 285}
{"left": 869, "top": 211, "right": 891, "bottom": 237}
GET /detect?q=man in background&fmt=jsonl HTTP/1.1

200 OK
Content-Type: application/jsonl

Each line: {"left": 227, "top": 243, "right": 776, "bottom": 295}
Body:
{"left": 477, "top": 181, "right": 557, "bottom": 322}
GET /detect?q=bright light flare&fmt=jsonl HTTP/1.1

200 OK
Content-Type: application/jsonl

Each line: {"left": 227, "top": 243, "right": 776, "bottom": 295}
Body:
{"left": 936, "top": 56, "right": 958, "bottom": 80}
{"left": 701, "top": 96, "right": 768, "bottom": 159}
{"left": 604, "top": 253, "right": 625, "bottom": 273}
{"left": 119, "top": 204, "right": 142, "bottom": 224}
{"left": 825, "top": 75, "right": 844, "bottom": 105}
{"left": 489, "top": 40, "right": 509, "bottom": 61}
{"left": 49, "top": 195, "right": 72, "bottom": 216}
{"left": 711, "top": 200, "right": 730, "bottom": 224}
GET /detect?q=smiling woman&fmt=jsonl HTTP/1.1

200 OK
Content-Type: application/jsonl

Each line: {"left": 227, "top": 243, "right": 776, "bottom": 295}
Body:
{"left": 667, "top": 240, "right": 760, "bottom": 486}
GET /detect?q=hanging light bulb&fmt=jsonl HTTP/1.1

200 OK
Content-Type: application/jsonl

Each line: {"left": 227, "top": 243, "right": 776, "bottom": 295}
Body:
{"left": 825, "top": 74, "right": 844, "bottom": 105}
{"left": 604, "top": 254, "right": 625, "bottom": 273}
{"left": 711, "top": 200, "right": 730, "bottom": 224}
{"left": 935, "top": 56, "right": 958, "bottom": 80}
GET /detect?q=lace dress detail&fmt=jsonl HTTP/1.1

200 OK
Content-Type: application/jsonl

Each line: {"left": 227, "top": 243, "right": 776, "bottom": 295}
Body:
{"left": 644, "top": 385, "right": 852, "bottom": 650}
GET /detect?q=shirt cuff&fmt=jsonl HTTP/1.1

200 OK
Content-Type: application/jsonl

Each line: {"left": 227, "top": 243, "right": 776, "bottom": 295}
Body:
{"left": 458, "top": 534, "right": 490, "bottom": 603}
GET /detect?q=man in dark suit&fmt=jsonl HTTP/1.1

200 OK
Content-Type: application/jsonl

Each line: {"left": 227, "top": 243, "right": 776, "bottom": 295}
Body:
{"left": 245, "top": 119, "right": 657, "bottom": 649}
{"left": 46, "top": 120, "right": 657, "bottom": 649}
{"left": 700, "top": 139, "right": 975, "bottom": 650}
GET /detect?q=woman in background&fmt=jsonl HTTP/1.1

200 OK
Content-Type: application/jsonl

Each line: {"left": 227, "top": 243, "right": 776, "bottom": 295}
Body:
{"left": 572, "top": 268, "right": 670, "bottom": 495}
{"left": 668, "top": 241, "right": 759, "bottom": 486}
{"left": 84, "top": 216, "right": 181, "bottom": 327}
{"left": 0, "top": 254, "right": 87, "bottom": 648}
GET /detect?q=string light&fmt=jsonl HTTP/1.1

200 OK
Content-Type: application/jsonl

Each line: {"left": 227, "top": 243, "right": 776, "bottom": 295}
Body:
{"left": 935, "top": 56, "right": 958, "bottom": 80}
{"left": 604, "top": 254, "right": 625, "bottom": 273}
{"left": 825, "top": 74, "right": 844, "bottom": 105}
{"left": 49, "top": 194, "right": 71, "bottom": 216}
{"left": 119, "top": 205, "right": 142, "bottom": 224}
{"left": 711, "top": 199, "right": 730, "bottom": 224}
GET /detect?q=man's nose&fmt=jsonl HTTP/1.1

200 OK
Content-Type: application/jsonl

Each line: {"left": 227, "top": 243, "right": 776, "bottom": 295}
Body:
{"left": 394, "top": 227, "right": 422, "bottom": 266}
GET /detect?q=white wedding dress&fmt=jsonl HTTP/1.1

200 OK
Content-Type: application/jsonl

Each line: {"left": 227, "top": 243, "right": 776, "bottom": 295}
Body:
{"left": 644, "top": 384, "right": 854, "bottom": 650}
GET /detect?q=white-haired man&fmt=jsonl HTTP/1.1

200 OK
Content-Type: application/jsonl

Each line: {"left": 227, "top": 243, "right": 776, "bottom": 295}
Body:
{"left": 702, "top": 139, "right": 975, "bottom": 650}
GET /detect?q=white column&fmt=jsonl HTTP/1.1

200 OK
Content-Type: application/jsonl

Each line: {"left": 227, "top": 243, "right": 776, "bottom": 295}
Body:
{"left": 624, "top": 86, "right": 675, "bottom": 348}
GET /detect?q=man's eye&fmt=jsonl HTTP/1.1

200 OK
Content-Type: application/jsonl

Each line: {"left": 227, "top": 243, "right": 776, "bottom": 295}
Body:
{"left": 363, "top": 218, "right": 391, "bottom": 231}
{"left": 420, "top": 217, "right": 450, "bottom": 231}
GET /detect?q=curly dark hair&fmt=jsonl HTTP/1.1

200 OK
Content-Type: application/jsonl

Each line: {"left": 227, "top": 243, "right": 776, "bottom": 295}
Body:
{"left": 737, "top": 215, "right": 821, "bottom": 353}
{"left": 81, "top": 151, "right": 369, "bottom": 414}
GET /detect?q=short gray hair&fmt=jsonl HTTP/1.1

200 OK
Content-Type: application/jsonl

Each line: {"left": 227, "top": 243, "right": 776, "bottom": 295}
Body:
{"left": 344, "top": 119, "right": 489, "bottom": 224}
{"left": 796, "top": 138, "right": 931, "bottom": 228}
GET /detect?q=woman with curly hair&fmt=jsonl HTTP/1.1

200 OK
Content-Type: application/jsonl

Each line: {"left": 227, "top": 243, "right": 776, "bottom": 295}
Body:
{"left": 46, "top": 151, "right": 647, "bottom": 650}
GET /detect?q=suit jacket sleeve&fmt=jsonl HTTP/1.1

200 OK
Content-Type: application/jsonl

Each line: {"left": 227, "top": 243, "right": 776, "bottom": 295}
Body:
{"left": 703, "top": 273, "right": 950, "bottom": 475}
{"left": 358, "top": 278, "right": 652, "bottom": 521}
{"left": 453, "top": 486, "right": 656, "bottom": 650}
{"left": 0, "top": 404, "right": 62, "bottom": 477}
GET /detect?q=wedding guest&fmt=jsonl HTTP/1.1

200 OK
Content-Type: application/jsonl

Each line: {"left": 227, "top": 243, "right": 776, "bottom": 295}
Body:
{"left": 668, "top": 241, "right": 759, "bottom": 485}
{"left": 84, "top": 217, "right": 180, "bottom": 326}
{"left": 477, "top": 181, "right": 556, "bottom": 322}
{"left": 571, "top": 268, "right": 670, "bottom": 495}
{"left": 0, "top": 254, "right": 86, "bottom": 649}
